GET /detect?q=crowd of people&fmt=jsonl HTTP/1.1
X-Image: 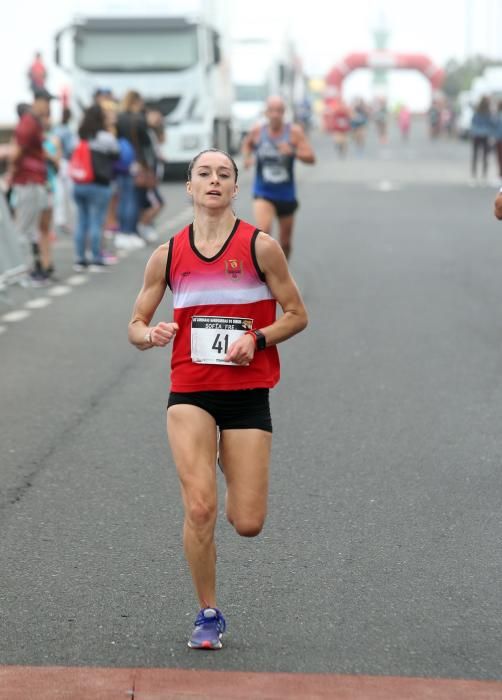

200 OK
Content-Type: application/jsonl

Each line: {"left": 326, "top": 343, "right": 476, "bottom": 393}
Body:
{"left": 323, "top": 95, "right": 416, "bottom": 155}
{"left": 4, "top": 84, "right": 166, "bottom": 285}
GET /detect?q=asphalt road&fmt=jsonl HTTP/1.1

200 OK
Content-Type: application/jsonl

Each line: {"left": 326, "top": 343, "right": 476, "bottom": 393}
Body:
{"left": 0, "top": 121, "right": 501, "bottom": 680}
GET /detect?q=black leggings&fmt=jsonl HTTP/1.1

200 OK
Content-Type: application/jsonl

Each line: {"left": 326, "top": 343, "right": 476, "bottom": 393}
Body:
{"left": 472, "top": 136, "right": 489, "bottom": 177}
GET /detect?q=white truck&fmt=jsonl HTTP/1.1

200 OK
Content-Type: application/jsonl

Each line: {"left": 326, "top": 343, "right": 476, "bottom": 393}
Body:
{"left": 54, "top": 4, "right": 236, "bottom": 168}
{"left": 230, "top": 37, "right": 303, "bottom": 140}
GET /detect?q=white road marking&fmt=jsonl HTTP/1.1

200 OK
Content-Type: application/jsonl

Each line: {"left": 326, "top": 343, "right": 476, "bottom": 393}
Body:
{"left": 2, "top": 310, "right": 31, "bottom": 322}
{"left": 47, "top": 285, "right": 71, "bottom": 297}
{"left": 66, "top": 275, "right": 89, "bottom": 286}
{"left": 371, "top": 180, "right": 401, "bottom": 192}
{"left": 25, "top": 297, "right": 52, "bottom": 309}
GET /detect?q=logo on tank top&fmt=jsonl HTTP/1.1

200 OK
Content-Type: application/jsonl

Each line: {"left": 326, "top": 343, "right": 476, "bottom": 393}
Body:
{"left": 224, "top": 259, "right": 243, "bottom": 280}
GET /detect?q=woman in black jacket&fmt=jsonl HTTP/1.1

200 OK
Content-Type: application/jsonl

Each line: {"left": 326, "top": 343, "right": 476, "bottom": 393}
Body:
{"left": 116, "top": 90, "right": 155, "bottom": 247}
{"left": 73, "top": 104, "right": 118, "bottom": 270}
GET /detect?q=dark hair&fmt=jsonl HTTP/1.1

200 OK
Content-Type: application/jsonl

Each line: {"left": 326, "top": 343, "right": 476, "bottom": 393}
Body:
{"left": 61, "top": 107, "right": 71, "bottom": 124}
{"left": 477, "top": 96, "right": 491, "bottom": 115}
{"left": 16, "top": 102, "right": 30, "bottom": 118}
{"left": 187, "top": 148, "right": 238, "bottom": 182}
{"left": 78, "top": 104, "right": 106, "bottom": 140}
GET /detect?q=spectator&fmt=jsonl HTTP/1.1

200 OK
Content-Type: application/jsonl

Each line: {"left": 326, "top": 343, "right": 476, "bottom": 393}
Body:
{"left": 493, "top": 100, "right": 502, "bottom": 185}
{"left": 136, "top": 108, "right": 166, "bottom": 243}
{"left": 28, "top": 52, "right": 47, "bottom": 94}
{"left": 40, "top": 118, "right": 61, "bottom": 278}
{"left": 10, "top": 88, "right": 57, "bottom": 284}
{"left": 52, "top": 107, "right": 76, "bottom": 234}
{"left": 72, "top": 105, "right": 119, "bottom": 270}
{"left": 470, "top": 97, "right": 494, "bottom": 185}
{"left": 115, "top": 90, "right": 152, "bottom": 249}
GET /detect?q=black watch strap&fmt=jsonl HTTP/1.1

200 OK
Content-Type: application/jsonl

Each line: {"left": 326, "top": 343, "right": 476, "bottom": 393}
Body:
{"left": 254, "top": 329, "right": 267, "bottom": 351}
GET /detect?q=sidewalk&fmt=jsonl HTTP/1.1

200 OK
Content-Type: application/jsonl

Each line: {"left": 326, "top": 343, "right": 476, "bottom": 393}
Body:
{"left": 1, "top": 666, "right": 501, "bottom": 700}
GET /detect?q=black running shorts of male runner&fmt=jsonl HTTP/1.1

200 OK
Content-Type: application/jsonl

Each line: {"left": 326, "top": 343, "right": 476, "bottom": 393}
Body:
{"left": 167, "top": 388, "right": 272, "bottom": 432}
{"left": 254, "top": 196, "right": 299, "bottom": 218}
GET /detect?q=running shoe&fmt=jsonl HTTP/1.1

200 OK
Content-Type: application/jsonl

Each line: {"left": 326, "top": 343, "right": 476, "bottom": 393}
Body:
{"left": 72, "top": 261, "right": 88, "bottom": 272}
{"left": 187, "top": 607, "right": 226, "bottom": 650}
{"left": 28, "top": 269, "right": 50, "bottom": 287}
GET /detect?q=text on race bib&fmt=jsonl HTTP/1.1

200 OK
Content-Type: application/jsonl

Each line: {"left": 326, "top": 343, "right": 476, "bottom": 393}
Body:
{"left": 191, "top": 316, "right": 253, "bottom": 366}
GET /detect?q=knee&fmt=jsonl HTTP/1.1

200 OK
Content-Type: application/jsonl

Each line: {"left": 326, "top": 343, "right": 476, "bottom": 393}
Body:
{"left": 232, "top": 516, "right": 265, "bottom": 538}
{"left": 186, "top": 499, "right": 216, "bottom": 530}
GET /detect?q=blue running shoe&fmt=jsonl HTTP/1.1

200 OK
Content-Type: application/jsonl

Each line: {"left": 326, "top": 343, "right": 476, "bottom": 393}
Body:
{"left": 188, "top": 607, "right": 226, "bottom": 649}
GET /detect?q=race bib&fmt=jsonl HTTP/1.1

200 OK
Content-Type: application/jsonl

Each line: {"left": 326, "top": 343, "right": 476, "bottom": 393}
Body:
{"left": 191, "top": 316, "right": 253, "bottom": 365}
{"left": 262, "top": 163, "right": 289, "bottom": 184}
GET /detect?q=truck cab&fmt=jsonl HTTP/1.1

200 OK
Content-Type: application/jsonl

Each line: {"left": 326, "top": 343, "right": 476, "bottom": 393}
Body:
{"left": 55, "top": 14, "right": 235, "bottom": 167}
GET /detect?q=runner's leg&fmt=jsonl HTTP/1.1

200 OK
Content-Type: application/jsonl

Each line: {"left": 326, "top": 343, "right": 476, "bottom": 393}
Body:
{"left": 278, "top": 214, "right": 295, "bottom": 260}
{"left": 167, "top": 405, "right": 219, "bottom": 608}
{"left": 253, "top": 198, "right": 276, "bottom": 235}
{"left": 219, "top": 429, "right": 271, "bottom": 537}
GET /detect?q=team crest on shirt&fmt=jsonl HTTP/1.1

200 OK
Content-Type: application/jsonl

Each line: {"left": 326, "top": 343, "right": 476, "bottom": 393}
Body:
{"left": 225, "top": 259, "right": 243, "bottom": 280}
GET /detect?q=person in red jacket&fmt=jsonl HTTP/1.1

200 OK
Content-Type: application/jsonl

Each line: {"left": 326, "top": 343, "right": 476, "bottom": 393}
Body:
{"left": 10, "top": 88, "right": 58, "bottom": 283}
{"left": 128, "top": 148, "right": 308, "bottom": 650}
{"left": 28, "top": 52, "right": 47, "bottom": 94}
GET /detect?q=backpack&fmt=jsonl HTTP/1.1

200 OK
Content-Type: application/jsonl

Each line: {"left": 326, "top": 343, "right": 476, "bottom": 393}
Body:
{"left": 69, "top": 140, "right": 94, "bottom": 183}
{"left": 113, "top": 137, "right": 136, "bottom": 175}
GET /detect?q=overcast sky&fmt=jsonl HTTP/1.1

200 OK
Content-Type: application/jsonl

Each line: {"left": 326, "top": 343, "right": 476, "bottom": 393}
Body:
{"left": 1, "top": 0, "right": 502, "bottom": 121}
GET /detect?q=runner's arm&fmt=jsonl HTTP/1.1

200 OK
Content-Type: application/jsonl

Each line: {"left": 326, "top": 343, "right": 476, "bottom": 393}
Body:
{"left": 241, "top": 126, "right": 259, "bottom": 168}
{"left": 255, "top": 232, "right": 308, "bottom": 345}
{"left": 495, "top": 192, "right": 502, "bottom": 220}
{"left": 291, "top": 124, "right": 316, "bottom": 164}
{"left": 128, "top": 242, "right": 178, "bottom": 350}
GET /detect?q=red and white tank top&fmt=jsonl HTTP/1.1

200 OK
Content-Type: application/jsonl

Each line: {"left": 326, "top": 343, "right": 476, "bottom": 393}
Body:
{"left": 167, "top": 218, "right": 280, "bottom": 392}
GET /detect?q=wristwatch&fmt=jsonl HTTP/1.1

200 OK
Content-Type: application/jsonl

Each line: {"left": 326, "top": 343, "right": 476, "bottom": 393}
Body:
{"left": 252, "top": 329, "right": 267, "bottom": 351}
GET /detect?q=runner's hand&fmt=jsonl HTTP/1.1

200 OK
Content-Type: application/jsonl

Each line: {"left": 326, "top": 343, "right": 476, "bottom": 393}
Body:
{"left": 224, "top": 333, "right": 255, "bottom": 365}
{"left": 243, "top": 154, "right": 254, "bottom": 169}
{"left": 277, "top": 142, "right": 294, "bottom": 156}
{"left": 151, "top": 322, "right": 179, "bottom": 347}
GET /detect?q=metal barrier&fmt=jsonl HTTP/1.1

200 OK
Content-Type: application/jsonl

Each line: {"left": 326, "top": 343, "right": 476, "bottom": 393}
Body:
{"left": 0, "top": 191, "right": 27, "bottom": 288}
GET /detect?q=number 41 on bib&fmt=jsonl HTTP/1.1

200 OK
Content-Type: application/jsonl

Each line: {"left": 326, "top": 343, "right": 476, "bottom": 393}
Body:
{"left": 191, "top": 315, "right": 253, "bottom": 365}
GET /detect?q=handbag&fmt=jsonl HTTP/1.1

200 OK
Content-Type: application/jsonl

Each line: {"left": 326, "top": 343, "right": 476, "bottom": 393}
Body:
{"left": 131, "top": 116, "right": 157, "bottom": 189}
{"left": 134, "top": 164, "right": 157, "bottom": 189}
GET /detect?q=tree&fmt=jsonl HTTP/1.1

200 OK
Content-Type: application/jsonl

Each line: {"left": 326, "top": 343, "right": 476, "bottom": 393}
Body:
{"left": 442, "top": 55, "right": 501, "bottom": 98}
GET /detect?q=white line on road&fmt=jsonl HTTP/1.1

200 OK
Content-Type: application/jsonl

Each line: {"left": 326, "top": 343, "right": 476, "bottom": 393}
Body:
{"left": 1, "top": 310, "right": 31, "bottom": 322}
{"left": 66, "top": 275, "right": 90, "bottom": 286}
{"left": 25, "top": 297, "right": 53, "bottom": 310}
{"left": 371, "top": 180, "right": 402, "bottom": 192}
{"left": 47, "top": 285, "right": 72, "bottom": 297}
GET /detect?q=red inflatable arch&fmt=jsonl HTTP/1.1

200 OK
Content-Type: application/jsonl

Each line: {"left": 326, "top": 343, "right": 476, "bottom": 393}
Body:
{"left": 323, "top": 52, "right": 444, "bottom": 131}
{"left": 326, "top": 51, "right": 444, "bottom": 92}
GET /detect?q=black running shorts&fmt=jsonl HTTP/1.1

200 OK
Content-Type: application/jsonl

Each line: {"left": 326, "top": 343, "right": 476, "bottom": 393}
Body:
{"left": 167, "top": 388, "right": 272, "bottom": 432}
{"left": 254, "top": 196, "right": 299, "bottom": 218}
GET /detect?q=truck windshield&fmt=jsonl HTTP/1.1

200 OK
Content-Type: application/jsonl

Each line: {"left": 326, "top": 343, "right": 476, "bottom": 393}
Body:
{"left": 235, "top": 84, "right": 268, "bottom": 102}
{"left": 74, "top": 28, "right": 198, "bottom": 72}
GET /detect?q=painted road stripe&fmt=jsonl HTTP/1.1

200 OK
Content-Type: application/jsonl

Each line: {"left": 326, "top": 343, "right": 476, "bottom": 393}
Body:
{"left": 47, "top": 285, "right": 71, "bottom": 297}
{"left": 1, "top": 310, "right": 31, "bottom": 323}
{"left": 66, "top": 275, "right": 89, "bottom": 286}
{"left": 25, "top": 297, "right": 52, "bottom": 310}
{"left": 0, "top": 667, "right": 500, "bottom": 700}
{"left": 371, "top": 179, "right": 402, "bottom": 192}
